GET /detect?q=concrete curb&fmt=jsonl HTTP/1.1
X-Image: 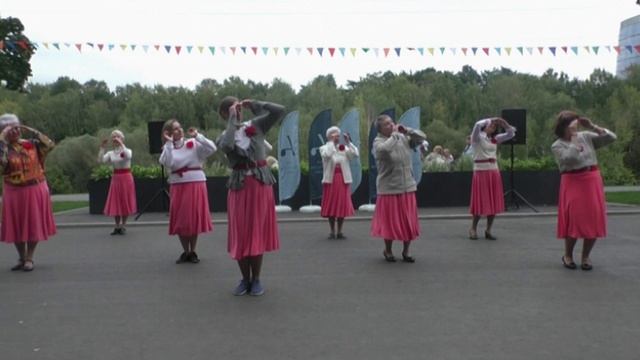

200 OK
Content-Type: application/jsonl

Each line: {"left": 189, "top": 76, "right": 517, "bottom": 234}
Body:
{"left": 55, "top": 209, "right": 640, "bottom": 228}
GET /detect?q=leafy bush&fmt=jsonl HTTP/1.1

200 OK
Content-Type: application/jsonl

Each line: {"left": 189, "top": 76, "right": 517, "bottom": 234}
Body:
{"left": 46, "top": 166, "right": 74, "bottom": 194}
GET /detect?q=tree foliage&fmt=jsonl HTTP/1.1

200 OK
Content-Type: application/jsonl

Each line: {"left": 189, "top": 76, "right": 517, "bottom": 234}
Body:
{"left": 0, "top": 65, "right": 639, "bottom": 193}
{"left": 0, "top": 17, "right": 35, "bottom": 91}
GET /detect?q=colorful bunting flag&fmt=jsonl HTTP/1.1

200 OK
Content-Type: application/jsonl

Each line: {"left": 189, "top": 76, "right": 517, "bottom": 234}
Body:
{"left": 394, "top": 47, "right": 401, "bottom": 57}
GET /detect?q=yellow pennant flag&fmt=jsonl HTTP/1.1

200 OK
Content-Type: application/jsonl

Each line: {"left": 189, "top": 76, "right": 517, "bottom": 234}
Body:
{"left": 505, "top": 47, "right": 512, "bottom": 56}
{"left": 350, "top": 48, "right": 357, "bottom": 56}
{"left": 198, "top": 46, "right": 204, "bottom": 53}
{"left": 120, "top": 44, "right": 127, "bottom": 51}
{"left": 427, "top": 48, "right": 434, "bottom": 56}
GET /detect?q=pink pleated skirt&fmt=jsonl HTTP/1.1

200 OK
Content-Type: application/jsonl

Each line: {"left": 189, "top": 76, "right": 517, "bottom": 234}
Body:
{"left": 557, "top": 169, "right": 606, "bottom": 239}
{"left": 371, "top": 192, "right": 420, "bottom": 242}
{"left": 168, "top": 181, "right": 213, "bottom": 236}
{"left": 469, "top": 169, "right": 505, "bottom": 216}
{"left": 103, "top": 171, "right": 137, "bottom": 216}
{"left": 321, "top": 167, "right": 355, "bottom": 218}
{"left": 227, "top": 175, "right": 280, "bottom": 260}
{"left": 1, "top": 181, "right": 56, "bottom": 243}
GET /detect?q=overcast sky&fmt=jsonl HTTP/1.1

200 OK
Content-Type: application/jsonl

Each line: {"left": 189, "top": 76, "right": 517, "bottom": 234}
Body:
{"left": 2, "top": 0, "right": 640, "bottom": 89}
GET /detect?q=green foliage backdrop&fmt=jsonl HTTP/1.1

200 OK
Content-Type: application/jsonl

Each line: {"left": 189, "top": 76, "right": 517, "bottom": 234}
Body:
{"left": 1, "top": 65, "right": 639, "bottom": 193}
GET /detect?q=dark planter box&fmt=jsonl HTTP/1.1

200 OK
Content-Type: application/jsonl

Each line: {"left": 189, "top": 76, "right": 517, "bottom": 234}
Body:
{"left": 88, "top": 170, "right": 560, "bottom": 214}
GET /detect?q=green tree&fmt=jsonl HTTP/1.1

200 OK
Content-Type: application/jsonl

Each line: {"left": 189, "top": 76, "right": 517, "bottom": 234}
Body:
{"left": 0, "top": 17, "right": 35, "bottom": 90}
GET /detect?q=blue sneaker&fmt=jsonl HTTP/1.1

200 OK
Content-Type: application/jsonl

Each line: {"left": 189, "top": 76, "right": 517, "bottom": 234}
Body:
{"left": 249, "top": 280, "right": 265, "bottom": 296}
{"left": 232, "top": 280, "right": 250, "bottom": 296}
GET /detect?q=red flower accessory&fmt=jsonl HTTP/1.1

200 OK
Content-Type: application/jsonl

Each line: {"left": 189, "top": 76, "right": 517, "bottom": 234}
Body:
{"left": 120, "top": 152, "right": 125, "bottom": 158}
{"left": 245, "top": 125, "right": 257, "bottom": 138}
{"left": 21, "top": 141, "right": 33, "bottom": 150}
{"left": 490, "top": 137, "right": 497, "bottom": 144}
{"left": 186, "top": 140, "right": 195, "bottom": 149}
{"left": 338, "top": 144, "right": 345, "bottom": 151}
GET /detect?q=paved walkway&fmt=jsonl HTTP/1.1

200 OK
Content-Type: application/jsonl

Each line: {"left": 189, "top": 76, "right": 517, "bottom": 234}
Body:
{"left": 1, "top": 215, "right": 639, "bottom": 359}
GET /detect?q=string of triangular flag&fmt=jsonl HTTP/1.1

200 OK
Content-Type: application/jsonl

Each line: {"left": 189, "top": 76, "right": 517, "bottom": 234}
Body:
{"left": 2, "top": 40, "right": 639, "bottom": 56}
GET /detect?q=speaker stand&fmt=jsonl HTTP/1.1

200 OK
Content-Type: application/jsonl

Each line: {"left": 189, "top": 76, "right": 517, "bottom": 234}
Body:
{"left": 135, "top": 165, "right": 170, "bottom": 220}
{"left": 503, "top": 143, "right": 538, "bottom": 212}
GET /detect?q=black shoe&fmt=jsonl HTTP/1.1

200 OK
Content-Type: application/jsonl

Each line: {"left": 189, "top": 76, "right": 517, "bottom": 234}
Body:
{"left": 110, "top": 228, "right": 120, "bottom": 235}
{"left": 176, "top": 252, "right": 189, "bottom": 264}
{"left": 402, "top": 253, "right": 416, "bottom": 263}
{"left": 562, "top": 256, "right": 577, "bottom": 270}
{"left": 327, "top": 233, "right": 336, "bottom": 240}
{"left": 581, "top": 259, "right": 593, "bottom": 271}
{"left": 383, "top": 251, "right": 396, "bottom": 262}
{"left": 336, "top": 233, "right": 346, "bottom": 239}
{"left": 119, "top": 227, "right": 126, "bottom": 235}
{"left": 10, "top": 260, "right": 24, "bottom": 271}
{"left": 484, "top": 231, "right": 497, "bottom": 240}
{"left": 469, "top": 230, "right": 478, "bottom": 240}
{"left": 187, "top": 252, "right": 200, "bottom": 264}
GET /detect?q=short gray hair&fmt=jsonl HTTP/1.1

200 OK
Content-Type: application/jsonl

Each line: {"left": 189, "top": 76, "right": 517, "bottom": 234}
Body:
{"left": 326, "top": 126, "right": 340, "bottom": 139}
{"left": 0, "top": 113, "right": 20, "bottom": 131}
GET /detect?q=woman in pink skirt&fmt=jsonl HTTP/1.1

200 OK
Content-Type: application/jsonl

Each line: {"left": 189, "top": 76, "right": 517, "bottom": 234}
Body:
{"left": 159, "top": 119, "right": 217, "bottom": 264}
{"left": 217, "top": 97, "right": 285, "bottom": 296}
{"left": 320, "top": 126, "right": 359, "bottom": 239}
{"left": 99, "top": 130, "right": 137, "bottom": 235}
{"left": 468, "top": 117, "right": 516, "bottom": 240}
{"left": 0, "top": 114, "right": 56, "bottom": 272}
{"left": 371, "top": 114, "right": 426, "bottom": 263}
{"left": 551, "top": 111, "right": 616, "bottom": 271}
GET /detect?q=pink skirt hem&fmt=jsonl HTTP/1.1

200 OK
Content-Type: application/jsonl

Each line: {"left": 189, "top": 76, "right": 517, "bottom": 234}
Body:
{"left": 370, "top": 192, "right": 420, "bottom": 242}
{"left": 321, "top": 168, "right": 355, "bottom": 218}
{"left": 557, "top": 170, "right": 606, "bottom": 239}
{"left": 227, "top": 176, "right": 280, "bottom": 260}
{"left": 469, "top": 169, "right": 505, "bottom": 216}
{"left": 1, "top": 181, "right": 56, "bottom": 243}
{"left": 103, "top": 172, "right": 137, "bottom": 216}
{"left": 168, "top": 181, "right": 213, "bottom": 236}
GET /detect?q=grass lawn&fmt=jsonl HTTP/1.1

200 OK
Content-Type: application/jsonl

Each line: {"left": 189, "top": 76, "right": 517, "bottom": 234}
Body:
{"left": 605, "top": 192, "right": 640, "bottom": 205}
{"left": 53, "top": 201, "right": 89, "bottom": 213}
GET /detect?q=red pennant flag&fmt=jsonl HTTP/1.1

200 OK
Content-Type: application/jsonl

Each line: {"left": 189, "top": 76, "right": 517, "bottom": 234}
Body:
{"left": 175, "top": 46, "right": 182, "bottom": 54}
{"left": 561, "top": 46, "right": 568, "bottom": 54}
{"left": 16, "top": 40, "right": 29, "bottom": 50}
{"left": 307, "top": 47, "right": 313, "bottom": 55}
{"left": 251, "top": 47, "right": 258, "bottom": 55}
{"left": 461, "top": 48, "right": 468, "bottom": 55}
{"left": 383, "top": 48, "right": 390, "bottom": 57}
{"left": 482, "top": 47, "right": 490, "bottom": 56}
{"left": 98, "top": 44, "right": 104, "bottom": 51}
{"left": 328, "top": 47, "right": 335, "bottom": 57}
{"left": 154, "top": 45, "right": 160, "bottom": 51}
{"left": 75, "top": 43, "right": 82, "bottom": 52}
{"left": 537, "top": 47, "right": 544, "bottom": 54}
{"left": 634, "top": 45, "right": 640, "bottom": 54}
{"left": 230, "top": 47, "right": 237, "bottom": 55}
{"left": 614, "top": 46, "right": 621, "bottom": 54}
{"left": 0, "top": 40, "right": 4, "bottom": 50}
